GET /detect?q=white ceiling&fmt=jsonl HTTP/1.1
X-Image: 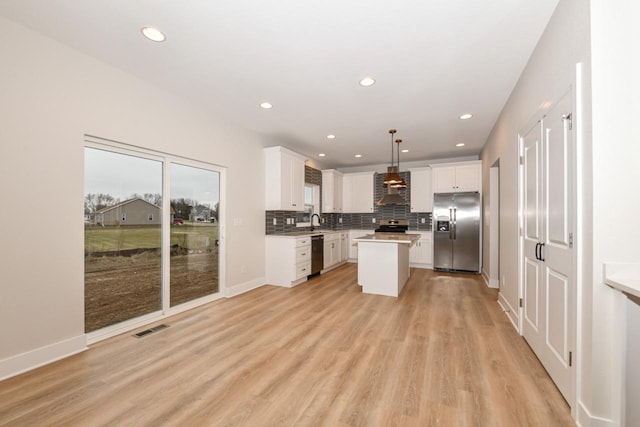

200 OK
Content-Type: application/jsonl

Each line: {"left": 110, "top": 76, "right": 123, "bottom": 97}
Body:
{"left": 0, "top": 0, "right": 559, "bottom": 168}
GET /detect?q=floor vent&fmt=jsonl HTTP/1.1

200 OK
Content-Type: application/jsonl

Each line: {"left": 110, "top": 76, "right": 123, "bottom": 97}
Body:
{"left": 133, "top": 324, "right": 169, "bottom": 338}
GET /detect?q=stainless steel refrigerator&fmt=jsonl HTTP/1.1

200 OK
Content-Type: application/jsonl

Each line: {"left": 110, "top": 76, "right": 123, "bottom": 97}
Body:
{"left": 433, "top": 191, "right": 481, "bottom": 273}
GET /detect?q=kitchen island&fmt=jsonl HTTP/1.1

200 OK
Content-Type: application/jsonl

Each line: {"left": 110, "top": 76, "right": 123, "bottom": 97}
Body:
{"left": 353, "top": 233, "right": 420, "bottom": 297}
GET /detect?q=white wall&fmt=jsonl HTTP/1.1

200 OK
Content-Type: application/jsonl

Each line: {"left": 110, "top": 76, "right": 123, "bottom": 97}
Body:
{"left": 0, "top": 18, "right": 266, "bottom": 375}
{"left": 481, "top": 0, "right": 590, "bottom": 326}
{"left": 480, "top": 0, "right": 593, "bottom": 420}
{"left": 482, "top": 0, "right": 640, "bottom": 424}
{"left": 589, "top": 0, "right": 640, "bottom": 423}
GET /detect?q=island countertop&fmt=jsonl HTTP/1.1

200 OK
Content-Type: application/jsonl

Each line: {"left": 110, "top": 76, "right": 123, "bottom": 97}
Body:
{"left": 353, "top": 233, "right": 420, "bottom": 246}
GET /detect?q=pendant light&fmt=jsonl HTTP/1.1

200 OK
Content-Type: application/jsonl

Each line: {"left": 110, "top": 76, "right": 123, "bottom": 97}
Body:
{"left": 377, "top": 129, "right": 407, "bottom": 206}
{"left": 383, "top": 129, "right": 402, "bottom": 185}
{"left": 391, "top": 138, "right": 407, "bottom": 188}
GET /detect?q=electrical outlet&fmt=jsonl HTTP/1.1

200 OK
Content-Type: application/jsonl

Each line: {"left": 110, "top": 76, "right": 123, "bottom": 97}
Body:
{"left": 372, "top": 218, "right": 376, "bottom": 223}
{"left": 339, "top": 217, "right": 343, "bottom": 224}
{"left": 273, "top": 218, "right": 277, "bottom": 225}
{"left": 421, "top": 217, "right": 426, "bottom": 224}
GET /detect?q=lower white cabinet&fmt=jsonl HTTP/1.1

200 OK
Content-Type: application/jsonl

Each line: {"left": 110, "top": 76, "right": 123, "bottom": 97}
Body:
{"left": 348, "top": 230, "right": 371, "bottom": 261}
{"left": 265, "top": 236, "right": 312, "bottom": 287}
{"left": 408, "top": 232, "right": 433, "bottom": 268}
{"left": 323, "top": 232, "right": 341, "bottom": 269}
{"left": 340, "top": 232, "right": 349, "bottom": 262}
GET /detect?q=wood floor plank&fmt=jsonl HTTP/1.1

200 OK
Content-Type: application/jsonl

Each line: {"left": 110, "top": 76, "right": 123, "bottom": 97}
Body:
{"left": 0, "top": 264, "right": 575, "bottom": 426}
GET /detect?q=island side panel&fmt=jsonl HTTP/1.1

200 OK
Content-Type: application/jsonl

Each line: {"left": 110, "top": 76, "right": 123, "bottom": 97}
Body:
{"left": 358, "top": 241, "right": 409, "bottom": 297}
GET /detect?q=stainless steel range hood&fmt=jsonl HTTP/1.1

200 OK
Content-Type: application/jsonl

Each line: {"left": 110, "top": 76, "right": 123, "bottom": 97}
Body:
{"left": 376, "top": 167, "right": 407, "bottom": 206}
{"left": 376, "top": 187, "right": 407, "bottom": 206}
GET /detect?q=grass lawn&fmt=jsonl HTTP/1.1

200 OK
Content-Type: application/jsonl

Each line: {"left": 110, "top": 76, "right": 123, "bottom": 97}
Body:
{"left": 85, "top": 224, "right": 219, "bottom": 252}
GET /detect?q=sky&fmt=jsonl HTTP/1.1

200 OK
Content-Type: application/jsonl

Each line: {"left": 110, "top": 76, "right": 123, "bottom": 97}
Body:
{"left": 84, "top": 148, "right": 220, "bottom": 208}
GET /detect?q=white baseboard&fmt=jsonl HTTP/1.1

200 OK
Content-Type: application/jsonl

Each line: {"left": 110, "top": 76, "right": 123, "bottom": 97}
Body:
{"left": 0, "top": 334, "right": 87, "bottom": 381}
{"left": 497, "top": 292, "right": 519, "bottom": 331}
{"left": 225, "top": 276, "right": 266, "bottom": 297}
{"left": 481, "top": 269, "right": 500, "bottom": 289}
{"left": 577, "top": 401, "right": 616, "bottom": 427}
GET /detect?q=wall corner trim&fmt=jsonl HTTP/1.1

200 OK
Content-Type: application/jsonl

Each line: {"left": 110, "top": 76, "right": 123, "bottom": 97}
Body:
{"left": 0, "top": 335, "right": 87, "bottom": 381}
{"left": 498, "top": 292, "right": 519, "bottom": 331}
{"left": 577, "top": 401, "right": 616, "bottom": 427}
{"left": 225, "top": 277, "right": 266, "bottom": 298}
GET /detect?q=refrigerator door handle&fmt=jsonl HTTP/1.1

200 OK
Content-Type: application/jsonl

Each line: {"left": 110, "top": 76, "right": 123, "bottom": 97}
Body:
{"left": 449, "top": 208, "right": 454, "bottom": 240}
{"left": 452, "top": 208, "right": 457, "bottom": 240}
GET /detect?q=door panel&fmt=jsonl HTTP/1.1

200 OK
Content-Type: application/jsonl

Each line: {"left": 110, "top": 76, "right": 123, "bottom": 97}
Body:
{"left": 451, "top": 192, "right": 480, "bottom": 272}
{"left": 524, "top": 258, "right": 539, "bottom": 332}
{"left": 522, "top": 122, "right": 543, "bottom": 352}
{"left": 433, "top": 193, "right": 453, "bottom": 269}
{"left": 539, "top": 90, "right": 574, "bottom": 403}
{"left": 546, "top": 268, "right": 569, "bottom": 364}
{"left": 520, "top": 89, "right": 575, "bottom": 407}
{"left": 546, "top": 111, "right": 570, "bottom": 246}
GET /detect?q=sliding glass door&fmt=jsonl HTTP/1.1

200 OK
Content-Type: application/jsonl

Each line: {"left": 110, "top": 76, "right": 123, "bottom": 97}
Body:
{"left": 84, "top": 148, "right": 163, "bottom": 332}
{"left": 169, "top": 163, "right": 220, "bottom": 306}
{"left": 84, "top": 142, "right": 223, "bottom": 335}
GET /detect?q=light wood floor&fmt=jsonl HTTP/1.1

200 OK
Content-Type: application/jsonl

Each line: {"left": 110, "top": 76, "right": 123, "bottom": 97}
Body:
{"left": 0, "top": 264, "right": 574, "bottom": 426}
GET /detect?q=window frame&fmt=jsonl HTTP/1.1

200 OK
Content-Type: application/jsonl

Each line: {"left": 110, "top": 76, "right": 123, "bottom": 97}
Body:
{"left": 84, "top": 135, "right": 227, "bottom": 344}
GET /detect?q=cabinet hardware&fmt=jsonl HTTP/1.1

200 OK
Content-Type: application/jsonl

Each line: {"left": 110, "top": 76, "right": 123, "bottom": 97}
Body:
{"left": 569, "top": 351, "right": 573, "bottom": 367}
{"left": 569, "top": 232, "right": 574, "bottom": 248}
{"left": 519, "top": 298, "right": 523, "bottom": 308}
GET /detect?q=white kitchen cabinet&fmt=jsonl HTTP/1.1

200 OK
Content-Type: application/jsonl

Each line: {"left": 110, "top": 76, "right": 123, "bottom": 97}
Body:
{"left": 323, "top": 232, "right": 341, "bottom": 269}
{"left": 342, "top": 171, "right": 374, "bottom": 213}
{"left": 431, "top": 161, "right": 481, "bottom": 193}
{"left": 348, "top": 229, "right": 371, "bottom": 261}
{"left": 265, "top": 235, "right": 312, "bottom": 287}
{"left": 408, "top": 167, "right": 432, "bottom": 212}
{"left": 321, "top": 169, "right": 343, "bottom": 213}
{"left": 340, "top": 232, "right": 349, "bottom": 262}
{"left": 264, "top": 146, "right": 306, "bottom": 211}
{"left": 408, "top": 232, "right": 433, "bottom": 268}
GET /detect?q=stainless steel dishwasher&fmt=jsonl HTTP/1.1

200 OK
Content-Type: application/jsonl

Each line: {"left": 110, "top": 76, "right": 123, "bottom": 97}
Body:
{"left": 310, "top": 234, "right": 324, "bottom": 276}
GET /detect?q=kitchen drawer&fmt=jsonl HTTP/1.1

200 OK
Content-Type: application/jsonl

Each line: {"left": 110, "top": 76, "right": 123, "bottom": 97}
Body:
{"left": 295, "top": 246, "right": 311, "bottom": 263}
{"left": 295, "top": 262, "right": 311, "bottom": 279}
{"left": 323, "top": 232, "right": 339, "bottom": 242}
{"left": 296, "top": 237, "right": 311, "bottom": 247}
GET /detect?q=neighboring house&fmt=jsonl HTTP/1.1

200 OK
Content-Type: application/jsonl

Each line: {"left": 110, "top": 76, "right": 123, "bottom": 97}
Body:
{"left": 94, "top": 198, "right": 161, "bottom": 226}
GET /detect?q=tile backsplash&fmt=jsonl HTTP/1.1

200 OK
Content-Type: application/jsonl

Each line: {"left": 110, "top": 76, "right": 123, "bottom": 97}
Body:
{"left": 265, "top": 168, "right": 432, "bottom": 235}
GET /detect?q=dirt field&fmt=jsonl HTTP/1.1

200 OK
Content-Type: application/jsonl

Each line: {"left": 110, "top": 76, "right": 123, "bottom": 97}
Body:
{"left": 85, "top": 249, "right": 218, "bottom": 332}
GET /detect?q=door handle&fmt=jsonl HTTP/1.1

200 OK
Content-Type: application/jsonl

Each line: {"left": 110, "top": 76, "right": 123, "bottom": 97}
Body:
{"left": 535, "top": 243, "right": 540, "bottom": 260}
{"left": 539, "top": 243, "right": 545, "bottom": 262}
{"left": 449, "top": 208, "right": 454, "bottom": 240}
{"left": 452, "top": 208, "right": 457, "bottom": 240}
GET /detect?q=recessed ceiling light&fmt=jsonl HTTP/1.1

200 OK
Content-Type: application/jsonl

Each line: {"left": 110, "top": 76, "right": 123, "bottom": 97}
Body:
{"left": 402, "top": 149, "right": 409, "bottom": 153}
{"left": 260, "top": 102, "right": 273, "bottom": 109}
{"left": 141, "top": 26, "right": 166, "bottom": 42}
{"left": 327, "top": 134, "right": 336, "bottom": 140}
{"left": 355, "top": 154, "right": 362, "bottom": 158}
{"left": 359, "top": 77, "right": 376, "bottom": 87}
{"left": 456, "top": 143, "right": 465, "bottom": 147}
{"left": 459, "top": 113, "right": 473, "bottom": 120}
{"left": 319, "top": 153, "right": 326, "bottom": 157}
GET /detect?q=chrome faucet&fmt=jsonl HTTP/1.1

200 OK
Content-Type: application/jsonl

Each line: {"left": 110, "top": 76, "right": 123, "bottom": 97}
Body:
{"left": 310, "top": 213, "right": 321, "bottom": 231}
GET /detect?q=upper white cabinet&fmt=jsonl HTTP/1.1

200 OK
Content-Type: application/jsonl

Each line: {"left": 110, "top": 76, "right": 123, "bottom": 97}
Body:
{"left": 342, "top": 171, "right": 374, "bottom": 213}
{"left": 321, "top": 169, "right": 343, "bottom": 213}
{"left": 408, "top": 167, "right": 432, "bottom": 212}
{"left": 264, "top": 146, "right": 306, "bottom": 211}
{"left": 431, "top": 161, "right": 481, "bottom": 193}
